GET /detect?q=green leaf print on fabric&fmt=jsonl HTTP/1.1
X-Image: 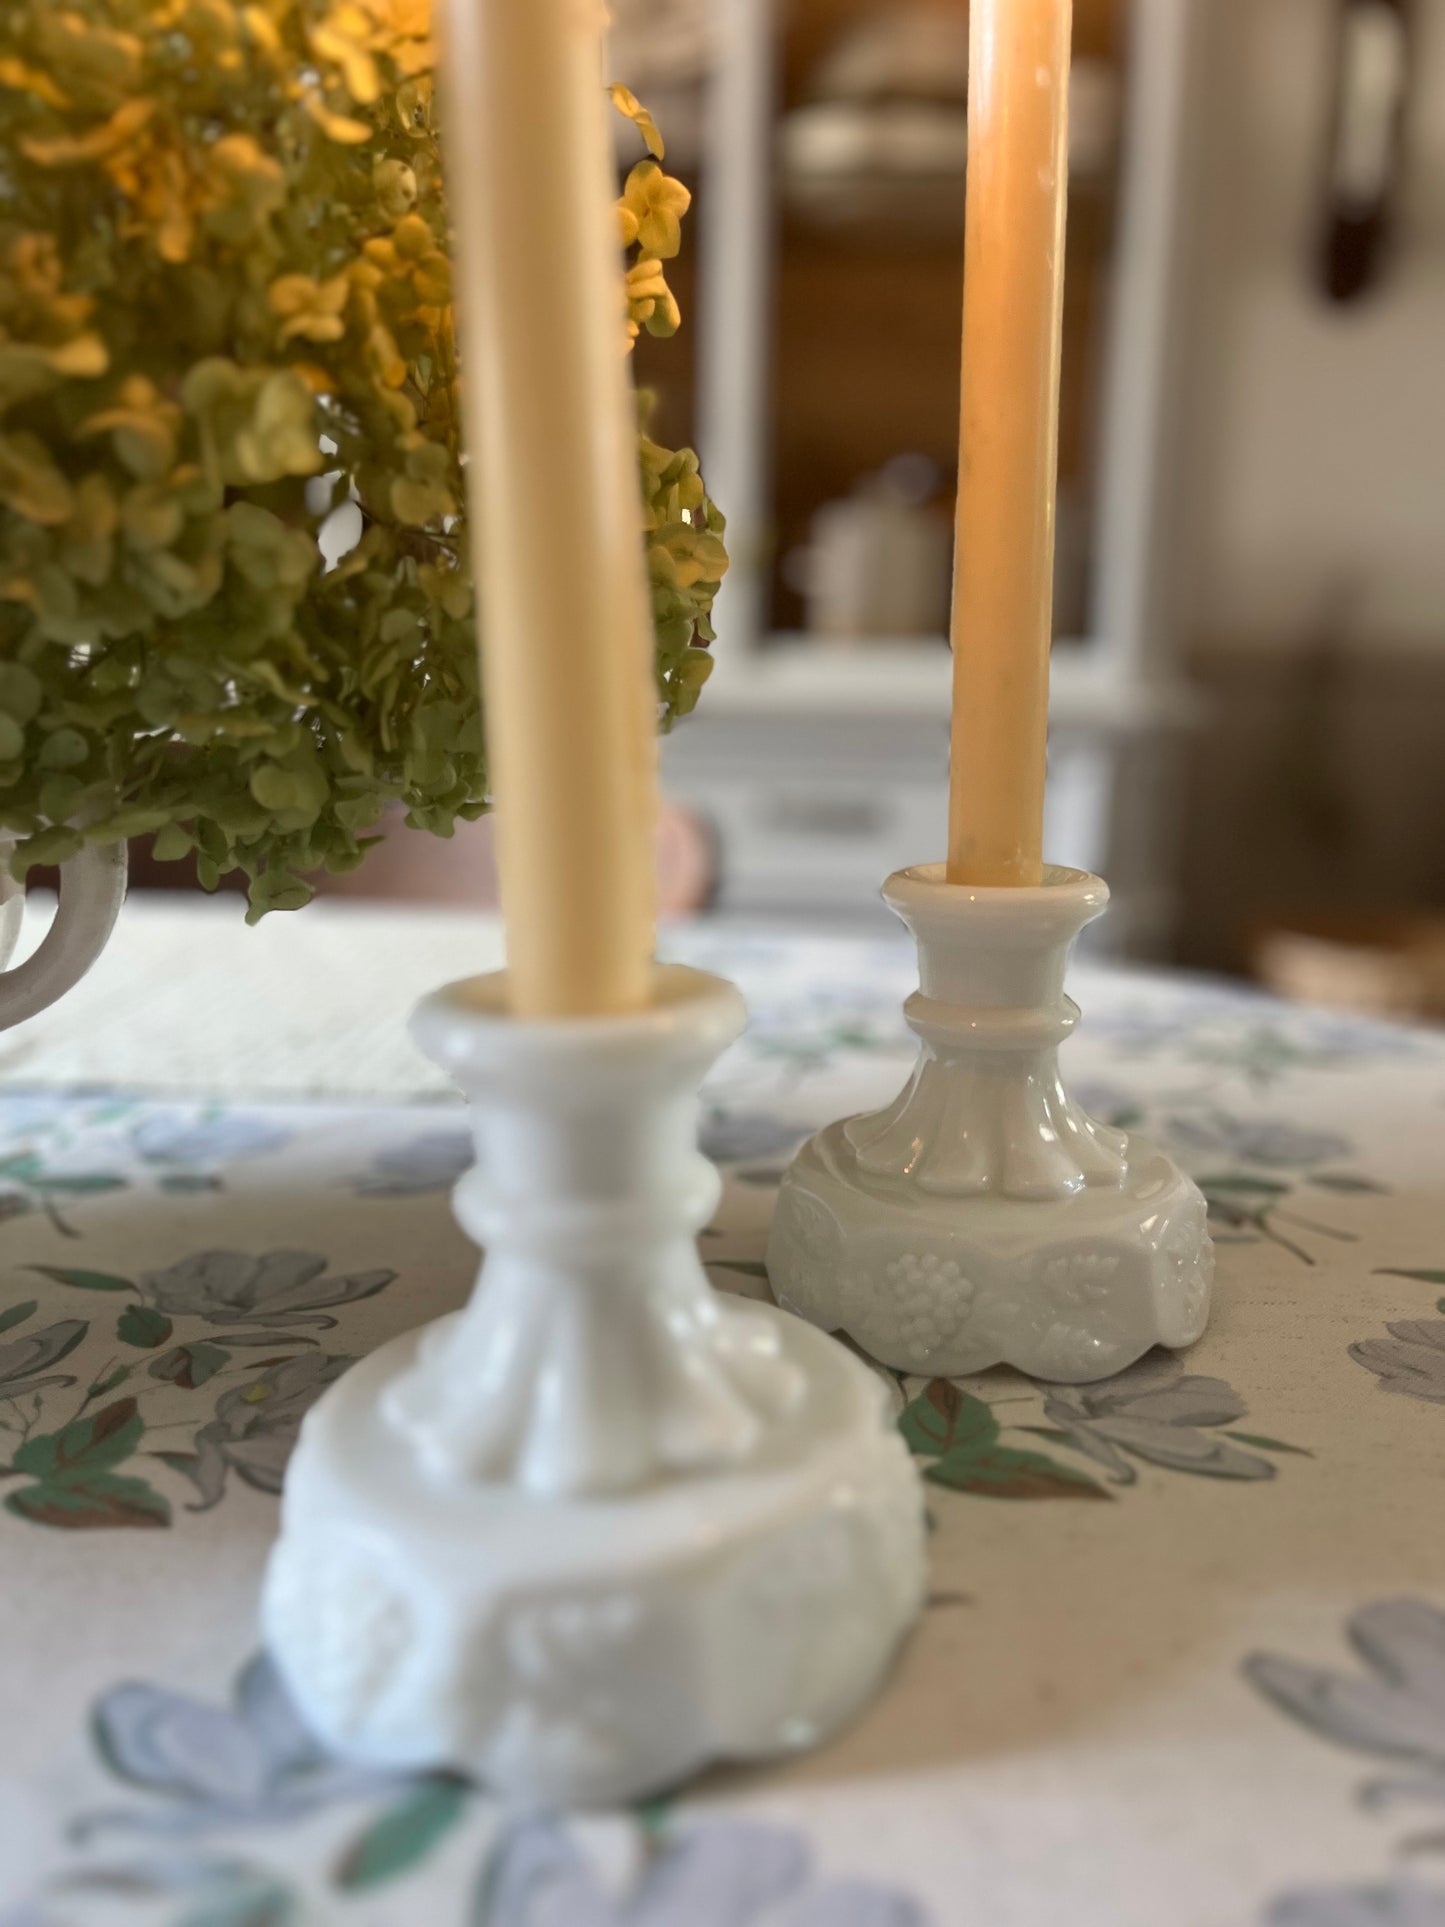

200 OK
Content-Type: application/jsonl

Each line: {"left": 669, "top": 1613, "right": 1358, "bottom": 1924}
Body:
{"left": 898, "top": 1379, "right": 992, "bottom": 1457}
{"left": 903, "top": 1354, "right": 1311, "bottom": 1500}
{"left": 7, "top": 1469, "right": 170, "bottom": 1529}
{"left": 934, "top": 1446, "right": 1110, "bottom": 1501}
{"left": 117, "top": 1305, "right": 174, "bottom": 1349}
{"left": 30, "top": 1173, "right": 130, "bottom": 1197}
{"left": 333, "top": 1778, "right": 472, "bottom": 1891}
{"left": 28, "top": 1265, "right": 135, "bottom": 1293}
{"left": 0, "top": 1154, "right": 129, "bottom": 1236}
{"left": 1136, "top": 1109, "right": 1383, "bottom": 1265}
{"left": 0, "top": 1249, "right": 397, "bottom": 1530}
{"left": 1198, "top": 1173, "right": 1361, "bottom": 1267}
{"left": 1225, "top": 1432, "right": 1314, "bottom": 1456}
{"left": 13, "top": 1395, "right": 144, "bottom": 1478}
{"left": 4, "top": 1397, "right": 171, "bottom": 1529}
{"left": 899, "top": 1380, "right": 1111, "bottom": 1501}
{"left": 149, "top": 1342, "right": 233, "bottom": 1389}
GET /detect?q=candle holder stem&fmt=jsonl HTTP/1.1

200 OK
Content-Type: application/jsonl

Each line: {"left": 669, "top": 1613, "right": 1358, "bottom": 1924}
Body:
{"left": 767, "top": 867, "right": 1213, "bottom": 1382}
{"left": 263, "top": 967, "right": 925, "bottom": 1806}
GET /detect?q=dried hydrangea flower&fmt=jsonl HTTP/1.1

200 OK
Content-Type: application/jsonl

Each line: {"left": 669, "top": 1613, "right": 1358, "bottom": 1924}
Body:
{"left": 0, "top": 0, "right": 724, "bottom": 918}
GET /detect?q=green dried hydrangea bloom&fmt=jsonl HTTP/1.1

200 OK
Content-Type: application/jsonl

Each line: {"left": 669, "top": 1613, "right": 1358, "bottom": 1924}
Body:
{"left": 0, "top": 0, "right": 725, "bottom": 918}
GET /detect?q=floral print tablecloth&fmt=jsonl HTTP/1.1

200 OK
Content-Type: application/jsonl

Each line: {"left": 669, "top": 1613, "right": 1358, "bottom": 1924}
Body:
{"left": 1, "top": 923, "right": 1443, "bottom": 1927}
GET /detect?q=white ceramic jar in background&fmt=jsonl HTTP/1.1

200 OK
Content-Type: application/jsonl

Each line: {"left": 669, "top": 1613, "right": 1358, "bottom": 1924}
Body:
{"left": 0, "top": 833, "right": 127, "bottom": 1034}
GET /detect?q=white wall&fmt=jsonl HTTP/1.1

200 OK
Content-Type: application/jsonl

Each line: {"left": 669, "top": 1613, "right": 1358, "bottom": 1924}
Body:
{"left": 1178, "top": 0, "right": 1445, "bottom": 651}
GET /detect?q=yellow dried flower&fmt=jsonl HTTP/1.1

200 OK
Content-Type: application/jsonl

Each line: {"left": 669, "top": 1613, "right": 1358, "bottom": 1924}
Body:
{"left": 80, "top": 376, "right": 182, "bottom": 479}
{"left": 626, "top": 257, "right": 681, "bottom": 340}
{"left": 20, "top": 95, "right": 157, "bottom": 169}
{"left": 618, "top": 159, "right": 691, "bottom": 260}
{"left": 373, "top": 155, "right": 418, "bottom": 218}
{"left": 32, "top": 12, "right": 143, "bottom": 109}
{"left": 0, "top": 431, "right": 74, "bottom": 526}
{"left": 268, "top": 272, "right": 351, "bottom": 345}
{"left": 608, "top": 83, "right": 665, "bottom": 160}
{"left": 302, "top": 93, "right": 373, "bottom": 144}
{"left": 310, "top": 7, "right": 383, "bottom": 106}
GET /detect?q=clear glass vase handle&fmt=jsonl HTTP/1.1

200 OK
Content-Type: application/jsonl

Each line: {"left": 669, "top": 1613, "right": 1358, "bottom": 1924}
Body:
{"left": 0, "top": 841, "right": 127, "bottom": 1035}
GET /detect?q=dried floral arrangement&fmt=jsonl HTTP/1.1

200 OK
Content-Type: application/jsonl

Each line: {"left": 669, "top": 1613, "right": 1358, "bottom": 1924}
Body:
{"left": 0, "top": 2, "right": 724, "bottom": 916}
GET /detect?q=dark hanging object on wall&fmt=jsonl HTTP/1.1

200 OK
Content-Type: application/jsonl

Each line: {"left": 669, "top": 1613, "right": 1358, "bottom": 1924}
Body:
{"left": 1319, "top": 0, "right": 1412, "bottom": 303}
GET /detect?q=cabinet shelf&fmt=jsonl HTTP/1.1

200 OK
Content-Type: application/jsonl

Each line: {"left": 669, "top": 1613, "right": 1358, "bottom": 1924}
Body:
{"left": 698, "top": 638, "right": 1198, "bottom": 735}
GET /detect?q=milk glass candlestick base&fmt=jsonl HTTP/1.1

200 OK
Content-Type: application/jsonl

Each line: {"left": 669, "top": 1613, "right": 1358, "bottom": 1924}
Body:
{"left": 263, "top": 967, "right": 925, "bottom": 1806}
{"left": 768, "top": 867, "right": 1214, "bottom": 1384}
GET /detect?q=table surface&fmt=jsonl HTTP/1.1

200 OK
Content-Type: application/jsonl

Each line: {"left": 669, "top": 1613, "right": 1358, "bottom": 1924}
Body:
{"left": 2, "top": 900, "right": 1443, "bottom": 1927}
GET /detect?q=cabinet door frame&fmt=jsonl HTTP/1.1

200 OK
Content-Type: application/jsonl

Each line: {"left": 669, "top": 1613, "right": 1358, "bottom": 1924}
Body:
{"left": 696, "top": 0, "right": 1209, "bottom": 685}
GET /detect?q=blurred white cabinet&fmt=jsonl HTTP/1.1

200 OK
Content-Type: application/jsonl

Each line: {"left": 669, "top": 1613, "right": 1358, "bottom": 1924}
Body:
{"left": 660, "top": 0, "right": 1207, "bottom": 950}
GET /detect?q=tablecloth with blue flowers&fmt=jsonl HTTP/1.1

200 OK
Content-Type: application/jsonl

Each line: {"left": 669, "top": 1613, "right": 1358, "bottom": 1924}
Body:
{"left": 1, "top": 910, "right": 1443, "bottom": 1927}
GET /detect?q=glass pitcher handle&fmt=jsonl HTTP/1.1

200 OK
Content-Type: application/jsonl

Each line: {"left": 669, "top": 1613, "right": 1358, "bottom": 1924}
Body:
{"left": 0, "top": 842, "right": 127, "bottom": 1035}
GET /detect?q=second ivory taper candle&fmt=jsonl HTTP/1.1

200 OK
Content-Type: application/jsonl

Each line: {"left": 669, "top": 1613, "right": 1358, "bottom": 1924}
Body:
{"left": 947, "top": 0, "right": 1073, "bottom": 889}
{"left": 438, "top": 0, "right": 656, "bottom": 1016}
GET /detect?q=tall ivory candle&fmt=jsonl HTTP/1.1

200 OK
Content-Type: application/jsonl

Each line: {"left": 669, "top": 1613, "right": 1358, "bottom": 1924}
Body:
{"left": 947, "top": 0, "right": 1072, "bottom": 889}
{"left": 439, "top": 0, "right": 656, "bottom": 1015}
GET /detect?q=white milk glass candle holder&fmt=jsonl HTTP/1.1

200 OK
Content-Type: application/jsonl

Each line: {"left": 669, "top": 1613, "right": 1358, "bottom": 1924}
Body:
{"left": 263, "top": 964, "right": 926, "bottom": 1807}
{"left": 767, "top": 865, "right": 1214, "bottom": 1383}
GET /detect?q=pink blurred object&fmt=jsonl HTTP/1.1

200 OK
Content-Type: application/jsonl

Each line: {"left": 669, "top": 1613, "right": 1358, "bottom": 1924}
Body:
{"left": 314, "top": 801, "right": 716, "bottom": 920}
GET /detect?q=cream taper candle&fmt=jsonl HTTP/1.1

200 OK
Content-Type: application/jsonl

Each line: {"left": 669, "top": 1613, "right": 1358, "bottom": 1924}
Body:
{"left": 947, "top": 0, "right": 1072, "bottom": 888}
{"left": 438, "top": 0, "right": 656, "bottom": 1015}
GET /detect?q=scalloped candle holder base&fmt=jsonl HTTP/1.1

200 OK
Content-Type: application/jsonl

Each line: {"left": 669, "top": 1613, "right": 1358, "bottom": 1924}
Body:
{"left": 262, "top": 966, "right": 925, "bottom": 1806}
{"left": 262, "top": 1304, "right": 925, "bottom": 1806}
{"left": 767, "top": 866, "right": 1214, "bottom": 1384}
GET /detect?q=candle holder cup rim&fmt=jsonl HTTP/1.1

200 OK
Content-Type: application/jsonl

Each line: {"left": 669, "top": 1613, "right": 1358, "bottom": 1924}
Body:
{"left": 411, "top": 964, "right": 748, "bottom": 1081}
{"left": 884, "top": 863, "right": 1112, "bottom": 964}
{"left": 889, "top": 861, "right": 1109, "bottom": 906}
